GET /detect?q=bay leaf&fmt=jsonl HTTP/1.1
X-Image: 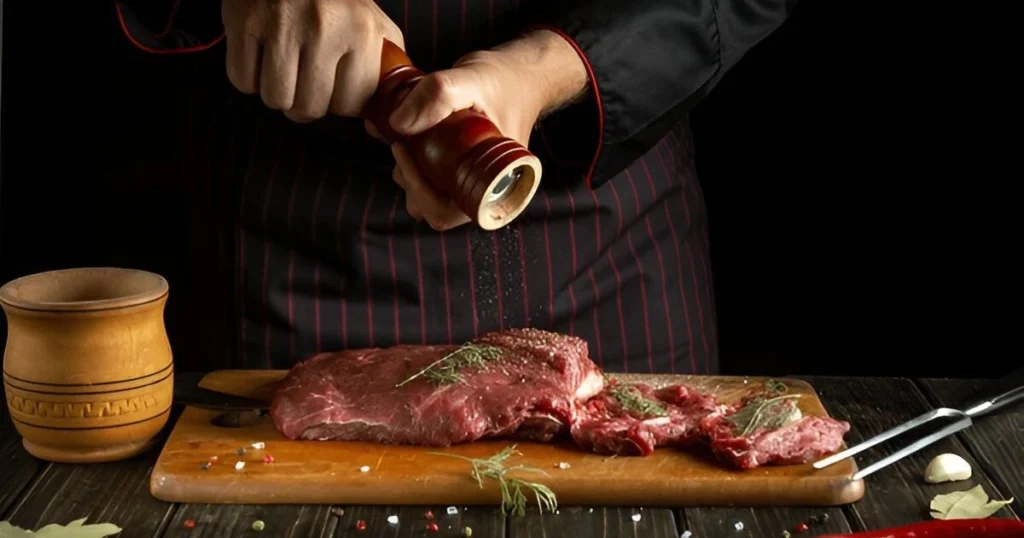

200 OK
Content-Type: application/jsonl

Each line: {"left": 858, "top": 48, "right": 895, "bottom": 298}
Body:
{"left": 0, "top": 517, "right": 122, "bottom": 537}
{"left": 929, "top": 484, "right": 1014, "bottom": 520}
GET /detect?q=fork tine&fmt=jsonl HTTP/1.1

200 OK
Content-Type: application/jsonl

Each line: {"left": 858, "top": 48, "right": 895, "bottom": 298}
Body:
{"left": 851, "top": 414, "right": 972, "bottom": 480}
{"left": 813, "top": 408, "right": 946, "bottom": 469}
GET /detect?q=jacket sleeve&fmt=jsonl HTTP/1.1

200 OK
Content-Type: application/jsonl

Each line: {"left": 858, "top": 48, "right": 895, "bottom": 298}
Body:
{"left": 523, "top": 0, "right": 798, "bottom": 188}
{"left": 113, "top": 0, "right": 224, "bottom": 54}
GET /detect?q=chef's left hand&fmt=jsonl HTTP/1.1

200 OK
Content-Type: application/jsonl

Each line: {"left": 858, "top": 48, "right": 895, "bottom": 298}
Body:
{"left": 369, "top": 29, "right": 588, "bottom": 231}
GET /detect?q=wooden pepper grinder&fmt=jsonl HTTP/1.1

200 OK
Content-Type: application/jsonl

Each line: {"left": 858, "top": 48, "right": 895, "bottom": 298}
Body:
{"left": 361, "top": 39, "right": 542, "bottom": 231}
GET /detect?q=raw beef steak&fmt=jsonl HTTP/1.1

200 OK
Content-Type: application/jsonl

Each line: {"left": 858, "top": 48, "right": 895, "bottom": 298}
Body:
{"left": 571, "top": 380, "right": 725, "bottom": 456}
{"left": 700, "top": 394, "right": 850, "bottom": 469}
{"left": 270, "top": 329, "right": 604, "bottom": 446}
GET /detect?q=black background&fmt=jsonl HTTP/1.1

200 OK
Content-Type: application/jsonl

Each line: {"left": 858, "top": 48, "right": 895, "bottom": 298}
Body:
{"left": 0, "top": 2, "right": 1017, "bottom": 378}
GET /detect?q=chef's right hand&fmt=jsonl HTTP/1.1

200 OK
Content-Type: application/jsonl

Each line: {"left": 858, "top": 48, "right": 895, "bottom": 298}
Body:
{"left": 222, "top": 0, "right": 405, "bottom": 123}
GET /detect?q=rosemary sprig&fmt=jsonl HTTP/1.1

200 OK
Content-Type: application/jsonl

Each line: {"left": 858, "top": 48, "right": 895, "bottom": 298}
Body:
{"left": 764, "top": 378, "right": 788, "bottom": 395}
{"left": 395, "top": 343, "right": 503, "bottom": 387}
{"left": 609, "top": 384, "right": 668, "bottom": 418}
{"left": 430, "top": 445, "right": 558, "bottom": 516}
{"left": 726, "top": 394, "right": 802, "bottom": 437}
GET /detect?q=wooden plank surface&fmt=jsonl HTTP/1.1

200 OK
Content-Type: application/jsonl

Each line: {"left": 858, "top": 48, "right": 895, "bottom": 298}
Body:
{"left": 681, "top": 506, "right": 852, "bottom": 537}
{"left": 794, "top": 376, "right": 1017, "bottom": 531}
{"left": 0, "top": 391, "right": 44, "bottom": 518}
{"left": 150, "top": 371, "right": 861, "bottom": 507}
{"left": 163, "top": 504, "right": 333, "bottom": 537}
{"left": 919, "top": 378, "right": 1024, "bottom": 505}
{"left": 509, "top": 507, "right": 677, "bottom": 538}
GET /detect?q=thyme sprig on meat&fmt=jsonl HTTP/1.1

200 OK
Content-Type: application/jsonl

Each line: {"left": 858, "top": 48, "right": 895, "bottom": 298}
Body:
{"left": 727, "top": 394, "right": 802, "bottom": 437}
{"left": 430, "top": 445, "right": 557, "bottom": 516}
{"left": 609, "top": 384, "right": 668, "bottom": 418}
{"left": 395, "top": 344, "right": 503, "bottom": 387}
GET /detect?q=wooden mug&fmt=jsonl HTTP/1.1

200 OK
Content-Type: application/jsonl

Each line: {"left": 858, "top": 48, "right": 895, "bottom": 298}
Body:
{"left": 361, "top": 39, "right": 542, "bottom": 231}
{"left": 1, "top": 267, "right": 174, "bottom": 463}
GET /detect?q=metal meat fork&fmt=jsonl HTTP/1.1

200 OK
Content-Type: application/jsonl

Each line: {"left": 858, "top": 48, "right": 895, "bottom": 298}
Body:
{"left": 813, "top": 368, "right": 1024, "bottom": 481}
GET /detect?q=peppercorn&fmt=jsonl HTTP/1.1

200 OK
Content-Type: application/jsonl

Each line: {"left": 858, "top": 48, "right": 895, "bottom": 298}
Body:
{"left": 183, "top": 519, "right": 196, "bottom": 529}
{"left": 263, "top": 454, "right": 274, "bottom": 464}
{"left": 795, "top": 522, "right": 809, "bottom": 533}
{"left": 808, "top": 516, "right": 820, "bottom": 525}
{"left": 426, "top": 522, "right": 439, "bottom": 533}
{"left": 463, "top": 527, "right": 473, "bottom": 537}
{"left": 355, "top": 520, "right": 367, "bottom": 531}
{"left": 424, "top": 510, "right": 435, "bottom": 519}
{"left": 252, "top": 520, "right": 265, "bottom": 531}
{"left": 820, "top": 513, "right": 830, "bottom": 522}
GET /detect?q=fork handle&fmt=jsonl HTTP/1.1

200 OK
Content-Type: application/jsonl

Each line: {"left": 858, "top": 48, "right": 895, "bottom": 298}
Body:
{"left": 964, "top": 384, "right": 1024, "bottom": 418}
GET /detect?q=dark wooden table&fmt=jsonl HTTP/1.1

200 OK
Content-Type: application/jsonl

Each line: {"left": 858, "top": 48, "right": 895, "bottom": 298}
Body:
{"left": 2, "top": 376, "right": 1021, "bottom": 537}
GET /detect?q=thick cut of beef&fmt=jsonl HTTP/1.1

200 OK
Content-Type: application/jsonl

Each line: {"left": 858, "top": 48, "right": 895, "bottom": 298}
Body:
{"left": 700, "top": 394, "right": 850, "bottom": 469}
{"left": 571, "top": 380, "right": 725, "bottom": 456}
{"left": 270, "top": 329, "right": 604, "bottom": 446}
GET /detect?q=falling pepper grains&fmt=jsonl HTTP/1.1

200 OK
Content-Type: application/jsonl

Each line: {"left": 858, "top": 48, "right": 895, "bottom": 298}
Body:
{"left": 355, "top": 520, "right": 367, "bottom": 531}
{"left": 183, "top": 520, "right": 196, "bottom": 529}
{"left": 263, "top": 454, "right": 274, "bottom": 464}
{"left": 426, "top": 522, "right": 439, "bottom": 533}
{"left": 252, "top": 520, "right": 265, "bottom": 531}
{"left": 424, "top": 510, "right": 434, "bottom": 520}
{"left": 794, "top": 522, "right": 809, "bottom": 533}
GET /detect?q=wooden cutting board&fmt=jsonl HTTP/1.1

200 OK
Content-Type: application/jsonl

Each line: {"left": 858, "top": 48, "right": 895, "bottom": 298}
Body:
{"left": 149, "top": 371, "right": 864, "bottom": 506}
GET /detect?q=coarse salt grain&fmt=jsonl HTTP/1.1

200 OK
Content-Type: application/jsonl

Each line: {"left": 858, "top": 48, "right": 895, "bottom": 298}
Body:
{"left": 251, "top": 442, "right": 265, "bottom": 449}
{"left": 209, "top": 456, "right": 218, "bottom": 463}
{"left": 446, "top": 506, "right": 458, "bottom": 515}
{"left": 360, "top": 465, "right": 370, "bottom": 472}
{"left": 734, "top": 521, "right": 744, "bottom": 531}
{"left": 557, "top": 462, "right": 571, "bottom": 469}
{"left": 681, "top": 532, "right": 692, "bottom": 538}
{"left": 387, "top": 515, "right": 399, "bottom": 524}
{"left": 631, "top": 513, "right": 641, "bottom": 522}
{"left": 235, "top": 461, "right": 245, "bottom": 471}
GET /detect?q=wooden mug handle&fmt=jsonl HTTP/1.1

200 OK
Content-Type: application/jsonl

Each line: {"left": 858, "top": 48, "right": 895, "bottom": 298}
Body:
{"left": 361, "top": 39, "right": 541, "bottom": 231}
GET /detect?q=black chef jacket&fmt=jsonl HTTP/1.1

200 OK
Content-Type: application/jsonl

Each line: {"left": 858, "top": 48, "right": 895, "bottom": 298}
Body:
{"left": 110, "top": 0, "right": 794, "bottom": 373}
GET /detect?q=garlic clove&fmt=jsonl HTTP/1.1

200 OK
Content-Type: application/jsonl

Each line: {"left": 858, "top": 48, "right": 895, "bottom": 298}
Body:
{"left": 924, "top": 453, "right": 972, "bottom": 484}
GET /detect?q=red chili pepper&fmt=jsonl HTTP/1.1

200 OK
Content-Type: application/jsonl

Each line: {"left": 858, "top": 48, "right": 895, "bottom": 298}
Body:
{"left": 816, "top": 519, "right": 1024, "bottom": 538}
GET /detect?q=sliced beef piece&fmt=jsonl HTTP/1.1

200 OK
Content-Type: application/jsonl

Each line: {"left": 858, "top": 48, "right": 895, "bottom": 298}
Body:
{"left": 700, "top": 394, "right": 851, "bottom": 469}
{"left": 270, "top": 328, "right": 604, "bottom": 446}
{"left": 570, "top": 380, "right": 725, "bottom": 456}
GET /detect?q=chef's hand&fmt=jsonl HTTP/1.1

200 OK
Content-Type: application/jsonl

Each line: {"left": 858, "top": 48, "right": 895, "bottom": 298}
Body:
{"left": 376, "top": 29, "right": 589, "bottom": 231}
{"left": 222, "top": 0, "right": 404, "bottom": 122}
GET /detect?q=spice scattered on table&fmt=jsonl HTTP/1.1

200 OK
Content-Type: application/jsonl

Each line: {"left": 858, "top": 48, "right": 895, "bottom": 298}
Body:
{"left": 447, "top": 506, "right": 459, "bottom": 515}
{"left": 781, "top": 531, "right": 791, "bottom": 538}
{"left": 251, "top": 442, "right": 266, "bottom": 450}
{"left": 631, "top": 513, "right": 641, "bottom": 522}
{"left": 236, "top": 447, "right": 246, "bottom": 455}
{"left": 681, "top": 532, "right": 692, "bottom": 538}
{"left": 359, "top": 465, "right": 370, "bottom": 472}
{"left": 463, "top": 526, "right": 473, "bottom": 536}
{"left": 200, "top": 462, "right": 211, "bottom": 470}
{"left": 263, "top": 454, "right": 274, "bottom": 464}
{"left": 183, "top": 519, "right": 196, "bottom": 529}
{"left": 355, "top": 520, "right": 367, "bottom": 531}
{"left": 209, "top": 456, "right": 218, "bottom": 463}
{"left": 424, "top": 510, "right": 434, "bottom": 519}
{"left": 330, "top": 508, "right": 345, "bottom": 517}
{"left": 427, "top": 522, "right": 440, "bottom": 533}
{"left": 235, "top": 461, "right": 245, "bottom": 471}
{"left": 794, "top": 522, "right": 809, "bottom": 533}
{"left": 252, "top": 520, "right": 265, "bottom": 531}
{"left": 386, "top": 515, "right": 399, "bottom": 525}
{"left": 556, "top": 462, "right": 571, "bottom": 469}
{"left": 734, "top": 521, "right": 745, "bottom": 531}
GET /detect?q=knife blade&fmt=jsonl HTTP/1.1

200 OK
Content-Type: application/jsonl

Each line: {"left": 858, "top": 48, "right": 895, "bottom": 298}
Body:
{"left": 173, "top": 371, "right": 270, "bottom": 411}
